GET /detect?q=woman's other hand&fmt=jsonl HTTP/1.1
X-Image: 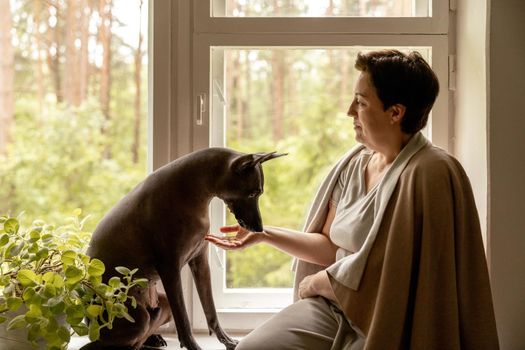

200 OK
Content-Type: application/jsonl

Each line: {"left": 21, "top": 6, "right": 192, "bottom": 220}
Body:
{"left": 205, "top": 224, "right": 265, "bottom": 250}
{"left": 298, "top": 270, "right": 337, "bottom": 302}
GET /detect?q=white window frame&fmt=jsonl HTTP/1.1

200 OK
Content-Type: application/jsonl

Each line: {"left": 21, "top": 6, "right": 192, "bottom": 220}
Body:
{"left": 154, "top": 0, "right": 451, "bottom": 332}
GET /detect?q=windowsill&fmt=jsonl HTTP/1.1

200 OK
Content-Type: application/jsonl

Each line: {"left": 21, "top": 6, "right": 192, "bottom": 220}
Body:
{"left": 193, "top": 308, "right": 280, "bottom": 333}
{"left": 70, "top": 333, "right": 246, "bottom": 350}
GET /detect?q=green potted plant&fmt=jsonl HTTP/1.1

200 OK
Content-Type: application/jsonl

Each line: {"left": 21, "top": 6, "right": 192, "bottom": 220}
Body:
{"left": 0, "top": 211, "right": 148, "bottom": 349}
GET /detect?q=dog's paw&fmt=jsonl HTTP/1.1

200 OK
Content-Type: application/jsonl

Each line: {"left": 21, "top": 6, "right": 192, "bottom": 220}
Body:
{"left": 141, "top": 334, "right": 168, "bottom": 348}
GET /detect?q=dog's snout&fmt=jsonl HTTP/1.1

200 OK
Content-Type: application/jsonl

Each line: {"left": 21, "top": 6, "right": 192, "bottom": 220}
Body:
{"left": 236, "top": 218, "right": 263, "bottom": 233}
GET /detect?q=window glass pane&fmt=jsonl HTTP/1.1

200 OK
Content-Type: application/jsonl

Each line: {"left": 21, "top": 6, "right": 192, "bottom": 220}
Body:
{"left": 0, "top": 0, "right": 148, "bottom": 231}
{"left": 213, "top": 47, "right": 430, "bottom": 289}
{"left": 212, "top": 0, "right": 430, "bottom": 18}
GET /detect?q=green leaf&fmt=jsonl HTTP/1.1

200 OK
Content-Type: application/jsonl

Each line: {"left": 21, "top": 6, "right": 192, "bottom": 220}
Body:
{"left": 7, "top": 242, "right": 25, "bottom": 257}
{"left": 113, "top": 303, "right": 127, "bottom": 315}
{"left": 53, "top": 275, "right": 65, "bottom": 289}
{"left": 88, "top": 275, "right": 102, "bottom": 286}
{"left": 22, "top": 287, "right": 36, "bottom": 302}
{"left": 71, "top": 323, "right": 89, "bottom": 336}
{"left": 121, "top": 311, "right": 135, "bottom": 323}
{"left": 3, "top": 218, "right": 20, "bottom": 234}
{"left": 17, "top": 269, "right": 38, "bottom": 287}
{"left": 6, "top": 297, "right": 23, "bottom": 311}
{"left": 28, "top": 242, "right": 39, "bottom": 253}
{"left": 66, "top": 304, "right": 85, "bottom": 325}
{"left": 42, "top": 294, "right": 61, "bottom": 308}
{"left": 108, "top": 276, "right": 121, "bottom": 288}
{"left": 64, "top": 266, "right": 83, "bottom": 286}
{"left": 0, "top": 234, "right": 9, "bottom": 247}
{"left": 28, "top": 229, "right": 41, "bottom": 243}
{"left": 79, "top": 254, "right": 90, "bottom": 265}
{"left": 25, "top": 304, "right": 43, "bottom": 321}
{"left": 41, "top": 271, "right": 54, "bottom": 283}
{"left": 88, "top": 259, "right": 105, "bottom": 277}
{"left": 42, "top": 233, "right": 54, "bottom": 244}
{"left": 61, "top": 250, "right": 77, "bottom": 267}
{"left": 36, "top": 247, "right": 49, "bottom": 260}
{"left": 27, "top": 322, "right": 42, "bottom": 342}
{"left": 115, "top": 266, "right": 130, "bottom": 275}
{"left": 58, "top": 325, "right": 71, "bottom": 342}
{"left": 0, "top": 315, "right": 6, "bottom": 324}
{"left": 86, "top": 304, "right": 102, "bottom": 318}
{"left": 50, "top": 301, "right": 66, "bottom": 315}
{"left": 7, "top": 314, "right": 26, "bottom": 330}
{"left": 134, "top": 278, "right": 149, "bottom": 288}
{"left": 88, "top": 320, "right": 100, "bottom": 341}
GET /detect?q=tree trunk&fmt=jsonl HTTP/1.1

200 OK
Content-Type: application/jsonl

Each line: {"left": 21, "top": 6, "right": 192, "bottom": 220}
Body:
{"left": 235, "top": 52, "right": 244, "bottom": 141}
{"left": 0, "top": 0, "right": 14, "bottom": 154}
{"left": 65, "top": 0, "right": 82, "bottom": 106}
{"left": 33, "top": 0, "right": 45, "bottom": 118}
{"left": 98, "top": 0, "right": 112, "bottom": 158}
{"left": 270, "top": 50, "right": 285, "bottom": 142}
{"left": 47, "top": 0, "right": 63, "bottom": 104}
{"left": 99, "top": 0, "right": 112, "bottom": 123}
{"left": 79, "top": 0, "right": 92, "bottom": 102}
{"left": 270, "top": 0, "right": 287, "bottom": 142}
{"left": 132, "top": 0, "right": 144, "bottom": 164}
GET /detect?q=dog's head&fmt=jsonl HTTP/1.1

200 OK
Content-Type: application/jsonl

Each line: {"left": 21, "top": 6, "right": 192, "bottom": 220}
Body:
{"left": 219, "top": 151, "right": 286, "bottom": 232}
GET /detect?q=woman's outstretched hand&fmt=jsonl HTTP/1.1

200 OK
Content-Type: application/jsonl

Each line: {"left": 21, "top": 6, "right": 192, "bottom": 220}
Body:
{"left": 205, "top": 224, "right": 264, "bottom": 250}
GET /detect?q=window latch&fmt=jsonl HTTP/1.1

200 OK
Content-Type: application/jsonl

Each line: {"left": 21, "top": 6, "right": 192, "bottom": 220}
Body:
{"left": 196, "top": 93, "right": 206, "bottom": 126}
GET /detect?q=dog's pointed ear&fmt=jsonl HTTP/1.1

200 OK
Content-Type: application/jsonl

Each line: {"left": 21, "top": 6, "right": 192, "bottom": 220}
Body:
{"left": 256, "top": 151, "right": 288, "bottom": 165}
{"left": 231, "top": 152, "right": 287, "bottom": 173}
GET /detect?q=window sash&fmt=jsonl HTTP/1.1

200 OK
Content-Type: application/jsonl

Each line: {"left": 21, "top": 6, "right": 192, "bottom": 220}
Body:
{"left": 194, "top": 1, "right": 448, "bottom": 34}
{"left": 210, "top": 0, "right": 432, "bottom": 18}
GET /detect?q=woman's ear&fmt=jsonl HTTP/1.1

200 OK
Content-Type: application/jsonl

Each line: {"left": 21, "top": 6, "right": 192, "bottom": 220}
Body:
{"left": 389, "top": 103, "right": 406, "bottom": 125}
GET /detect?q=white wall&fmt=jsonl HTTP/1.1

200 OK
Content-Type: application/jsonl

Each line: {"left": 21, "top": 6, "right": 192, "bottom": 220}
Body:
{"left": 454, "top": 0, "right": 488, "bottom": 246}
{"left": 487, "top": 0, "right": 525, "bottom": 349}
{"left": 456, "top": 0, "right": 525, "bottom": 349}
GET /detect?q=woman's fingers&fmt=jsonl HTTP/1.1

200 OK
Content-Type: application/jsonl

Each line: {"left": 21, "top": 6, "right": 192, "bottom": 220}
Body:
{"left": 205, "top": 234, "right": 243, "bottom": 249}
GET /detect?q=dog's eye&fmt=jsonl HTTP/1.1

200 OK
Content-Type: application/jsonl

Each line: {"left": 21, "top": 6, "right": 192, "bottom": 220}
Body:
{"left": 248, "top": 191, "right": 261, "bottom": 198}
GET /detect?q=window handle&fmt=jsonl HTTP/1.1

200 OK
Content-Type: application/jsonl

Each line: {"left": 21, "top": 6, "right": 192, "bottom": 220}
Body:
{"left": 197, "top": 93, "right": 206, "bottom": 126}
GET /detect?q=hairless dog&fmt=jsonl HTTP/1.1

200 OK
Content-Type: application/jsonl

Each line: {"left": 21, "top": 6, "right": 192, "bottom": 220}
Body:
{"left": 80, "top": 148, "right": 285, "bottom": 350}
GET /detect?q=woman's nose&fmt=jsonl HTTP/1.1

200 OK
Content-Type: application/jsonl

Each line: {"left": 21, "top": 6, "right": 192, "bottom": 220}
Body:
{"left": 347, "top": 102, "right": 357, "bottom": 118}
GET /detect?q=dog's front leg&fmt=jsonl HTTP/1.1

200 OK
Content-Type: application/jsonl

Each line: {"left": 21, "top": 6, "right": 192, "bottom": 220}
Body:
{"left": 189, "top": 245, "right": 238, "bottom": 350}
{"left": 159, "top": 268, "right": 202, "bottom": 350}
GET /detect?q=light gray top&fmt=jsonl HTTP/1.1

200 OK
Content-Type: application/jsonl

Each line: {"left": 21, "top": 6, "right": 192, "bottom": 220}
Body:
{"left": 329, "top": 149, "right": 378, "bottom": 261}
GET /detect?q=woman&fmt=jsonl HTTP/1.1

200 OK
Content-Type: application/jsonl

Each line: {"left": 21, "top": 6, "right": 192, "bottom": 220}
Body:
{"left": 206, "top": 50, "right": 499, "bottom": 350}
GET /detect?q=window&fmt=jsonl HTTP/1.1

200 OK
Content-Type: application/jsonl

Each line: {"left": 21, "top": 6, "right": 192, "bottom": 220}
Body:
{"left": 181, "top": 0, "right": 450, "bottom": 331}
{"left": 0, "top": 0, "right": 148, "bottom": 232}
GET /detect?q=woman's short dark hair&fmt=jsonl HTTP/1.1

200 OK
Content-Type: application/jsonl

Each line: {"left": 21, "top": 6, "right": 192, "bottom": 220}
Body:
{"left": 355, "top": 50, "right": 439, "bottom": 134}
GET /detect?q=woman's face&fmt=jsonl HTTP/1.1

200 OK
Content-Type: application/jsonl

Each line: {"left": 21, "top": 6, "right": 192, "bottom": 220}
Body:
{"left": 347, "top": 72, "right": 395, "bottom": 149}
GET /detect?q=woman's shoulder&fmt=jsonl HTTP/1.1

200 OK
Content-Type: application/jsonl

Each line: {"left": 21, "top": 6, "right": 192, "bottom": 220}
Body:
{"left": 404, "top": 143, "right": 466, "bottom": 179}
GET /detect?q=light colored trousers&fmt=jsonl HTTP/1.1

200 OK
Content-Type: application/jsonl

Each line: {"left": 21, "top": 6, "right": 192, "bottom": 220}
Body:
{"left": 236, "top": 297, "right": 365, "bottom": 350}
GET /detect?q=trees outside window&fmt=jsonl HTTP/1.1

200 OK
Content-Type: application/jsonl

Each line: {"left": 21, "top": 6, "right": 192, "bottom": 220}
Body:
{"left": 0, "top": 0, "right": 148, "bottom": 232}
